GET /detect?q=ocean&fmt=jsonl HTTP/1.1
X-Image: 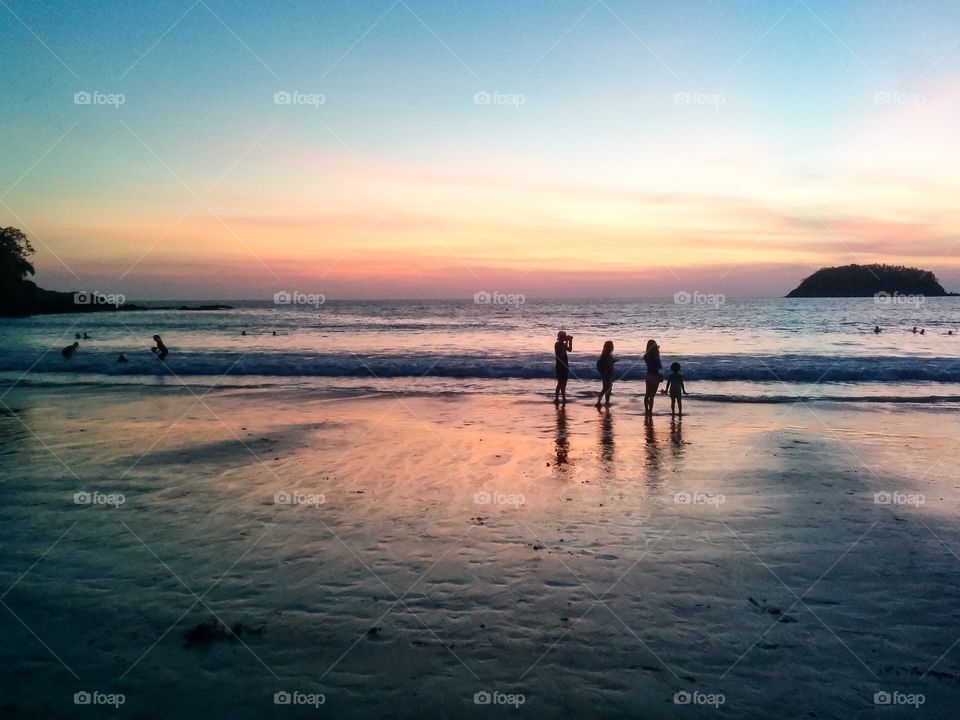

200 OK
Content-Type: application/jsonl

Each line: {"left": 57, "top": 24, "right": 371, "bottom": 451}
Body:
{"left": 2, "top": 297, "right": 959, "bottom": 403}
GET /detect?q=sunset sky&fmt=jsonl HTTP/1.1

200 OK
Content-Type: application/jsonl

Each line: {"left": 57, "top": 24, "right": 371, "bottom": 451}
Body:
{"left": 2, "top": 0, "right": 960, "bottom": 299}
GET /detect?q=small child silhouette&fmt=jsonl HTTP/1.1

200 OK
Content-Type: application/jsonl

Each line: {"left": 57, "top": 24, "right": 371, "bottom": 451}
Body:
{"left": 664, "top": 362, "right": 688, "bottom": 416}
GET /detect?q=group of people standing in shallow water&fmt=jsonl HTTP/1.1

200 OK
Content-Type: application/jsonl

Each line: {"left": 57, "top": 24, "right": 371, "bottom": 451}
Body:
{"left": 553, "top": 332, "right": 688, "bottom": 415}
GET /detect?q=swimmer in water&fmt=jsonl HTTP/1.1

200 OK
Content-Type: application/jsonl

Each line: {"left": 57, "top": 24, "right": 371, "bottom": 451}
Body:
{"left": 874, "top": 326, "right": 882, "bottom": 334}
{"left": 151, "top": 334, "right": 168, "bottom": 361}
{"left": 61, "top": 341, "right": 79, "bottom": 358}
{"left": 117, "top": 353, "right": 128, "bottom": 363}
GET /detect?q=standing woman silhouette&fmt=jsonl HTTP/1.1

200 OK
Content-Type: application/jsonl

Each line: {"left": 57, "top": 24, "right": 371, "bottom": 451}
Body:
{"left": 595, "top": 340, "right": 617, "bottom": 407}
{"left": 642, "top": 339, "right": 662, "bottom": 415}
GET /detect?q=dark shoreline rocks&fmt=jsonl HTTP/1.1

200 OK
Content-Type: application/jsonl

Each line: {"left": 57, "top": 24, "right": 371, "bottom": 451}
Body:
{"left": 1, "top": 281, "right": 233, "bottom": 317}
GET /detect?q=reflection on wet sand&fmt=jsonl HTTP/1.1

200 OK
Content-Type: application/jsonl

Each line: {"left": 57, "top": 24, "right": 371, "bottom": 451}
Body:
{"left": 643, "top": 414, "right": 661, "bottom": 482}
{"left": 554, "top": 405, "right": 569, "bottom": 470}
{"left": 598, "top": 407, "right": 615, "bottom": 465}
{"left": 670, "top": 417, "right": 685, "bottom": 460}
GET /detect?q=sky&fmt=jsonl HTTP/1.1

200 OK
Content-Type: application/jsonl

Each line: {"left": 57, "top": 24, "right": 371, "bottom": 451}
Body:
{"left": 2, "top": 0, "right": 960, "bottom": 299}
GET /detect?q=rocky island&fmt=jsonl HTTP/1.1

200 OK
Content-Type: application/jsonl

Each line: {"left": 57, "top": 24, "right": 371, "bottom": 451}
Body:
{"left": 786, "top": 263, "right": 957, "bottom": 298}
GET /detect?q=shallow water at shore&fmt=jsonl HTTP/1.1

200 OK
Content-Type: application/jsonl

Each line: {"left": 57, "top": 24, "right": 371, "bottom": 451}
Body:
{"left": 2, "top": 298, "right": 960, "bottom": 389}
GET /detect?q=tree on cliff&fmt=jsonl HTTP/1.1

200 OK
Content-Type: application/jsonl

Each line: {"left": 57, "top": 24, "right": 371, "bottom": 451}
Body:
{"left": 0, "top": 226, "right": 35, "bottom": 279}
{"left": 0, "top": 226, "right": 37, "bottom": 311}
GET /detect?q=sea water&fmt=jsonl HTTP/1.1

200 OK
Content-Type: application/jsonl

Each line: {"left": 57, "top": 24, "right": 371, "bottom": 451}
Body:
{"left": 1, "top": 298, "right": 958, "bottom": 403}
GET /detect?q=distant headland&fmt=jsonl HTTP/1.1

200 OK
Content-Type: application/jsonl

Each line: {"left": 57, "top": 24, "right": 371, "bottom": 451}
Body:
{"left": 1, "top": 280, "right": 233, "bottom": 317}
{"left": 786, "top": 264, "right": 958, "bottom": 298}
{"left": 1, "top": 226, "right": 232, "bottom": 317}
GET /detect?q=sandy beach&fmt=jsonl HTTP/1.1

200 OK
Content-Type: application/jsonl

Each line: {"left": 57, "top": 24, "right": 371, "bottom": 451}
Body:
{"left": 2, "top": 383, "right": 959, "bottom": 718}
{"left": 5, "top": 0, "right": 960, "bottom": 714}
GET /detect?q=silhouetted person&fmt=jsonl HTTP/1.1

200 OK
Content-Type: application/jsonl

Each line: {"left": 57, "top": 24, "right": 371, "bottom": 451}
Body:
{"left": 643, "top": 339, "right": 662, "bottom": 415}
{"left": 242, "top": 330, "right": 247, "bottom": 336}
{"left": 554, "top": 331, "right": 573, "bottom": 404}
{"left": 874, "top": 326, "right": 882, "bottom": 334}
{"left": 920, "top": 328, "right": 926, "bottom": 335}
{"left": 75, "top": 332, "right": 82, "bottom": 339}
{"left": 61, "top": 341, "right": 78, "bottom": 358}
{"left": 272, "top": 330, "right": 277, "bottom": 336}
{"left": 595, "top": 340, "right": 617, "bottom": 407}
{"left": 912, "top": 326, "right": 918, "bottom": 334}
{"left": 82, "top": 332, "right": 90, "bottom": 339}
{"left": 665, "top": 361, "right": 688, "bottom": 416}
{"left": 151, "top": 334, "right": 168, "bottom": 361}
{"left": 116, "top": 353, "right": 128, "bottom": 363}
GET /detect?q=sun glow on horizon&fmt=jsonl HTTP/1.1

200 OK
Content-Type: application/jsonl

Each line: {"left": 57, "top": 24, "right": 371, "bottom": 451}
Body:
{"left": 3, "top": 0, "right": 960, "bottom": 299}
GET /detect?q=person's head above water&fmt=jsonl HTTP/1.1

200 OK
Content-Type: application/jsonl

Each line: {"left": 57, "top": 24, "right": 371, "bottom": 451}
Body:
{"left": 671, "top": 362, "right": 681, "bottom": 372}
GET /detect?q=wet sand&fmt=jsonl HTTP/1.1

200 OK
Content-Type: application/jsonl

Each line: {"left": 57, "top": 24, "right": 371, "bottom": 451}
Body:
{"left": 1, "top": 384, "right": 960, "bottom": 718}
